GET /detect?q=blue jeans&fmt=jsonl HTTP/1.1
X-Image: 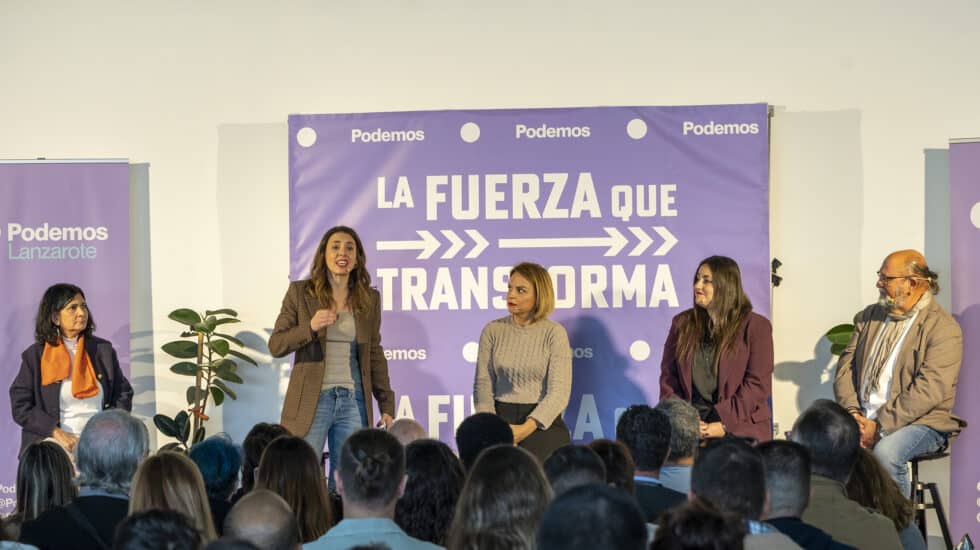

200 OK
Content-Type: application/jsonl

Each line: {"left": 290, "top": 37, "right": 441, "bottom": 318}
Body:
{"left": 872, "top": 424, "right": 945, "bottom": 497}
{"left": 303, "top": 386, "right": 367, "bottom": 489}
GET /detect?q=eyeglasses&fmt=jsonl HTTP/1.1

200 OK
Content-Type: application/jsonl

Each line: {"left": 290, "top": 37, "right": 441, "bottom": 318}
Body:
{"left": 876, "top": 271, "right": 911, "bottom": 282}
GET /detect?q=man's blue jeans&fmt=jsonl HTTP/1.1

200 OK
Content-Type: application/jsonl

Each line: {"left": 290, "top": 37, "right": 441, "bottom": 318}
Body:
{"left": 303, "top": 386, "right": 367, "bottom": 489}
{"left": 872, "top": 424, "right": 945, "bottom": 497}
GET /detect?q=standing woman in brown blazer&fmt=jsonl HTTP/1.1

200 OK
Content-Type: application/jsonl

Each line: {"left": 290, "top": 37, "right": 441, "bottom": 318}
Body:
{"left": 268, "top": 226, "right": 395, "bottom": 486}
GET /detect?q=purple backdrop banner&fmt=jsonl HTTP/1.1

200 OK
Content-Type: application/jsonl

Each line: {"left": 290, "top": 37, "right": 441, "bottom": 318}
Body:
{"left": 950, "top": 139, "right": 980, "bottom": 540}
{"left": 287, "top": 105, "right": 770, "bottom": 444}
{"left": 0, "top": 161, "right": 130, "bottom": 515}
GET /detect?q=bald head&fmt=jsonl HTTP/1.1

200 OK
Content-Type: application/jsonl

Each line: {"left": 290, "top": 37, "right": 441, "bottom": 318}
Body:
{"left": 877, "top": 249, "right": 940, "bottom": 314}
{"left": 225, "top": 489, "right": 300, "bottom": 550}
{"left": 388, "top": 418, "right": 427, "bottom": 446}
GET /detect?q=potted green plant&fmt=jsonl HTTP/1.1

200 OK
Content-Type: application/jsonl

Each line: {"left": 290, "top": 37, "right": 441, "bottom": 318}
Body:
{"left": 826, "top": 323, "right": 854, "bottom": 356}
{"left": 153, "top": 308, "right": 257, "bottom": 451}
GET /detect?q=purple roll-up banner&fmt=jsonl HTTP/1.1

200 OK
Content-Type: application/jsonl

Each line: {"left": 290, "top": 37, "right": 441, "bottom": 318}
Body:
{"left": 287, "top": 105, "right": 770, "bottom": 445}
{"left": 0, "top": 161, "right": 130, "bottom": 515}
{"left": 950, "top": 139, "right": 980, "bottom": 540}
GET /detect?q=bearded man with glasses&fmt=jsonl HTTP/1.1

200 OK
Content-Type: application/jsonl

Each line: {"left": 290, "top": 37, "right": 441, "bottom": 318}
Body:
{"left": 834, "top": 249, "right": 964, "bottom": 496}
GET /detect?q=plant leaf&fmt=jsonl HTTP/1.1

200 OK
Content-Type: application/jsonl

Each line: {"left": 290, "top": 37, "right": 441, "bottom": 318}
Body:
{"left": 214, "top": 332, "right": 244, "bottom": 347}
{"left": 191, "top": 321, "right": 213, "bottom": 334}
{"left": 212, "top": 318, "right": 240, "bottom": 327}
{"left": 180, "top": 331, "right": 197, "bottom": 338}
{"left": 206, "top": 308, "right": 238, "bottom": 317}
{"left": 213, "top": 378, "right": 238, "bottom": 399}
{"left": 227, "top": 348, "right": 258, "bottom": 366}
{"left": 186, "top": 386, "right": 206, "bottom": 405}
{"left": 160, "top": 442, "right": 184, "bottom": 453}
{"left": 830, "top": 343, "right": 847, "bottom": 356}
{"left": 163, "top": 340, "right": 199, "bottom": 359}
{"left": 169, "top": 362, "right": 199, "bottom": 376}
{"left": 192, "top": 426, "right": 206, "bottom": 445}
{"left": 209, "top": 339, "right": 230, "bottom": 356}
{"left": 175, "top": 411, "right": 190, "bottom": 442}
{"left": 216, "top": 369, "right": 243, "bottom": 384}
{"left": 169, "top": 309, "right": 202, "bottom": 326}
{"left": 826, "top": 324, "right": 855, "bottom": 346}
{"left": 213, "top": 359, "right": 238, "bottom": 378}
{"left": 153, "top": 414, "right": 178, "bottom": 437}
{"left": 210, "top": 386, "right": 225, "bottom": 406}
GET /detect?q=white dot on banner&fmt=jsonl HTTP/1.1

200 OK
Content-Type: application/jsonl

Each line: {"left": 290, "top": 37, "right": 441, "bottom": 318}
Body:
{"left": 971, "top": 202, "right": 980, "bottom": 229}
{"left": 296, "top": 127, "right": 317, "bottom": 148}
{"left": 460, "top": 122, "right": 481, "bottom": 143}
{"left": 462, "top": 341, "right": 479, "bottom": 363}
{"left": 629, "top": 340, "right": 651, "bottom": 361}
{"left": 626, "top": 118, "right": 648, "bottom": 140}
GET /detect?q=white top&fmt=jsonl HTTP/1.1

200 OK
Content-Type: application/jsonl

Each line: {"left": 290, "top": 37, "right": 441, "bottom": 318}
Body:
{"left": 58, "top": 336, "right": 103, "bottom": 435}
{"left": 860, "top": 312, "right": 919, "bottom": 420}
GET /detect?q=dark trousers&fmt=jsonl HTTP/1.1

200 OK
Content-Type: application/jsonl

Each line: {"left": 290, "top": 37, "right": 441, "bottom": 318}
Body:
{"left": 495, "top": 400, "right": 570, "bottom": 463}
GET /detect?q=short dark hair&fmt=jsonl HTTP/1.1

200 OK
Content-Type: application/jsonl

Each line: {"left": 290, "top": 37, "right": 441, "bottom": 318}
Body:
{"left": 587, "top": 439, "right": 636, "bottom": 495}
{"left": 239, "top": 423, "right": 289, "bottom": 494}
{"left": 691, "top": 439, "right": 766, "bottom": 520}
{"left": 615, "top": 405, "right": 672, "bottom": 471}
{"left": 542, "top": 445, "right": 607, "bottom": 497}
{"left": 537, "top": 484, "right": 648, "bottom": 550}
{"left": 35, "top": 283, "right": 96, "bottom": 345}
{"left": 189, "top": 434, "right": 242, "bottom": 501}
{"left": 455, "top": 412, "right": 514, "bottom": 471}
{"left": 394, "top": 439, "right": 465, "bottom": 546}
{"left": 758, "top": 440, "right": 811, "bottom": 518}
{"left": 338, "top": 429, "right": 405, "bottom": 508}
{"left": 114, "top": 509, "right": 203, "bottom": 550}
{"left": 650, "top": 497, "right": 746, "bottom": 550}
{"left": 790, "top": 399, "right": 859, "bottom": 483}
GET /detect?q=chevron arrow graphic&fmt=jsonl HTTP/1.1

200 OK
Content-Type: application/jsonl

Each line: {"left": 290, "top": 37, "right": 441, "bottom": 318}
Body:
{"left": 376, "top": 230, "right": 440, "bottom": 259}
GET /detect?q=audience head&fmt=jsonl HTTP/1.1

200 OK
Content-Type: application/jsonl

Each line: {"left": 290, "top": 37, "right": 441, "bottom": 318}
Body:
{"left": 76, "top": 409, "right": 148, "bottom": 494}
{"left": 542, "top": 444, "right": 606, "bottom": 497}
{"left": 394, "top": 439, "right": 465, "bottom": 546}
{"left": 455, "top": 412, "right": 514, "bottom": 471}
{"left": 846, "top": 447, "right": 913, "bottom": 530}
{"left": 615, "top": 404, "right": 672, "bottom": 473}
{"left": 654, "top": 398, "right": 701, "bottom": 463}
{"left": 448, "top": 444, "right": 552, "bottom": 550}
{"left": 790, "top": 399, "right": 859, "bottom": 483}
{"left": 202, "top": 540, "right": 260, "bottom": 550}
{"left": 388, "top": 418, "right": 427, "bottom": 447}
{"left": 224, "top": 489, "right": 301, "bottom": 550}
{"left": 587, "top": 438, "right": 637, "bottom": 495}
{"left": 758, "top": 440, "right": 810, "bottom": 519}
{"left": 691, "top": 439, "right": 766, "bottom": 520}
{"left": 255, "top": 435, "right": 333, "bottom": 543}
{"left": 239, "top": 422, "right": 289, "bottom": 495}
{"left": 129, "top": 450, "right": 217, "bottom": 541}
{"left": 650, "top": 497, "right": 746, "bottom": 550}
{"left": 337, "top": 428, "right": 405, "bottom": 512}
{"left": 114, "top": 508, "right": 203, "bottom": 550}
{"left": 537, "top": 483, "right": 647, "bottom": 550}
{"left": 189, "top": 433, "right": 242, "bottom": 502}
{"left": 15, "top": 441, "right": 77, "bottom": 521}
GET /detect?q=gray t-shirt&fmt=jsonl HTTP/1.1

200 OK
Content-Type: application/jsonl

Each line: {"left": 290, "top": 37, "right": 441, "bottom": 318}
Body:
{"left": 322, "top": 312, "right": 356, "bottom": 390}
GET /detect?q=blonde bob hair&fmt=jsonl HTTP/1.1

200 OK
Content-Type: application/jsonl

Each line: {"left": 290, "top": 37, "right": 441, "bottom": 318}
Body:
{"left": 509, "top": 262, "right": 555, "bottom": 323}
{"left": 129, "top": 451, "right": 217, "bottom": 541}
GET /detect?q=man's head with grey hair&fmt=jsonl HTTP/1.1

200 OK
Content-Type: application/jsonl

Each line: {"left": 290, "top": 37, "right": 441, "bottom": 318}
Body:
{"left": 654, "top": 399, "right": 700, "bottom": 463}
{"left": 388, "top": 418, "right": 427, "bottom": 447}
{"left": 225, "top": 489, "right": 300, "bottom": 550}
{"left": 75, "top": 409, "right": 148, "bottom": 494}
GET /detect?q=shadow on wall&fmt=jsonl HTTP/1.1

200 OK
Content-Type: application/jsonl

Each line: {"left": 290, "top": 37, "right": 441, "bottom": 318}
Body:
{"left": 129, "top": 163, "right": 157, "bottom": 448}
{"left": 773, "top": 335, "right": 838, "bottom": 420}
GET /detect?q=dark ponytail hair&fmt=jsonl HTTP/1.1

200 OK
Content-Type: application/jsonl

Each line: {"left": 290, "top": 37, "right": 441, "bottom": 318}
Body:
{"left": 339, "top": 429, "right": 404, "bottom": 508}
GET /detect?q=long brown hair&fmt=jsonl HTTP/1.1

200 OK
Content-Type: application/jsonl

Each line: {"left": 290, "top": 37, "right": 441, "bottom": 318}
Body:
{"left": 846, "top": 447, "right": 913, "bottom": 530}
{"left": 255, "top": 436, "right": 334, "bottom": 543}
{"left": 307, "top": 226, "right": 372, "bottom": 314}
{"left": 675, "top": 256, "right": 752, "bottom": 372}
{"left": 129, "top": 451, "right": 217, "bottom": 541}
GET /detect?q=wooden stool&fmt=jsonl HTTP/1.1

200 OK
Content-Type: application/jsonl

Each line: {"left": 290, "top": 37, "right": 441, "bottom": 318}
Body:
{"left": 910, "top": 449, "right": 952, "bottom": 550}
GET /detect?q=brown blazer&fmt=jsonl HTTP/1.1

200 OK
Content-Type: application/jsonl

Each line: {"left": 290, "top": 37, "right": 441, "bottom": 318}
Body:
{"left": 659, "top": 310, "right": 774, "bottom": 443}
{"left": 268, "top": 280, "right": 394, "bottom": 437}
{"left": 835, "top": 297, "right": 964, "bottom": 434}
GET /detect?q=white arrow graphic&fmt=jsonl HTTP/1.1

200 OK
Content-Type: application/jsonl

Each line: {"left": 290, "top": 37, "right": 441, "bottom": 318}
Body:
{"left": 628, "top": 227, "right": 653, "bottom": 256}
{"left": 441, "top": 230, "right": 465, "bottom": 259}
{"left": 465, "top": 229, "right": 489, "bottom": 259}
{"left": 498, "top": 227, "right": 628, "bottom": 256}
{"left": 376, "top": 230, "right": 440, "bottom": 259}
{"left": 653, "top": 226, "right": 678, "bottom": 256}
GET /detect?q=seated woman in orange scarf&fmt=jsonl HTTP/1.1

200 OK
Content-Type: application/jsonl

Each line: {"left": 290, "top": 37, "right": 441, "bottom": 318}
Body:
{"left": 10, "top": 283, "right": 133, "bottom": 456}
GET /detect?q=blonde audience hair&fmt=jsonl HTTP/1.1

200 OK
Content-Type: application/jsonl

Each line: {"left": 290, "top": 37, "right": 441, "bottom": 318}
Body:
{"left": 129, "top": 451, "right": 217, "bottom": 541}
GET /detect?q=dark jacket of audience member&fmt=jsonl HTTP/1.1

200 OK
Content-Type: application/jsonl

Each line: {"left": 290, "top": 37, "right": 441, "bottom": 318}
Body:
{"left": 651, "top": 497, "right": 746, "bottom": 550}
{"left": 587, "top": 439, "right": 636, "bottom": 495}
{"left": 254, "top": 435, "right": 334, "bottom": 543}
{"left": 230, "top": 422, "right": 289, "bottom": 505}
{"left": 19, "top": 409, "right": 148, "bottom": 550}
{"left": 537, "top": 483, "right": 647, "bottom": 550}
{"left": 447, "top": 444, "right": 552, "bottom": 550}
{"left": 615, "top": 405, "right": 686, "bottom": 521}
{"left": 114, "top": 508, "right": 203, "bottom": 550}
{"left": 542, "top": 444, "right": 606, "bottom": 497}
{"left": 454, "top": 412, "right": 513, "bottom": 471}
{"left": 189, "top": 434, "right": 242, "bottom": 535}
{"left": 223, "top": 489, "right": 300, "bottom": 550}
{"left": 394, "top": 439, "right": 464, "bottom": 546}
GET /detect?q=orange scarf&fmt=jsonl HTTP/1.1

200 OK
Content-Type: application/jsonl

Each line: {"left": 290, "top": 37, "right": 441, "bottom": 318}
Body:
{"left": 40, "top": 336, "right": 100, "bottom": 399}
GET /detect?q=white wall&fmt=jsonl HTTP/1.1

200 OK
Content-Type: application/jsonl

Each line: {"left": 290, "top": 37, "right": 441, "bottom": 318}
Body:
{"left": 3, "top": 0, "right": 978, "bottom": 512}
